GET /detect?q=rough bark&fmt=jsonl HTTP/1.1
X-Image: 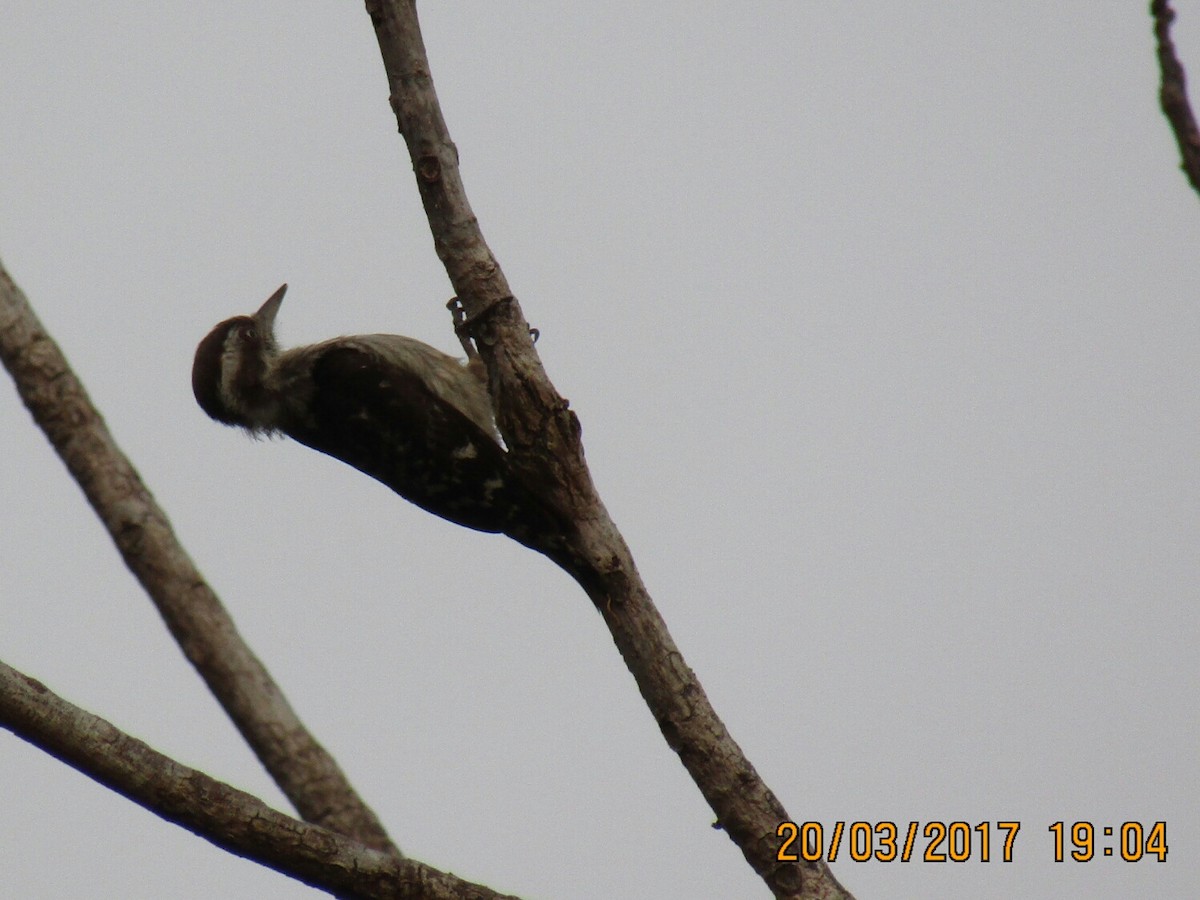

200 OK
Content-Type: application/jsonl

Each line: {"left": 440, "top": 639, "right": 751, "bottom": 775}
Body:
{"left": 0, "top": 659, "right": 515, "bottom": 900}
{"left": 362, "top": 4, "right": 853, "bottom": 897}
{"left": 0, "top": 259, "right": 397, "bottom": 855}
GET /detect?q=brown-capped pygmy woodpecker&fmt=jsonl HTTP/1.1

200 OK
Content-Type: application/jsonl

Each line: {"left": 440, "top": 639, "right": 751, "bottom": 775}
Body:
{"left": 191, "top": 284, "right": 566, "bottom": 559}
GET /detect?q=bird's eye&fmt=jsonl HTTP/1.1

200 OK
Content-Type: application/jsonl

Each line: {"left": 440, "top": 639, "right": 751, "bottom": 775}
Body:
{"left": 243, "top": 326, "right": 258, "bottom": 340}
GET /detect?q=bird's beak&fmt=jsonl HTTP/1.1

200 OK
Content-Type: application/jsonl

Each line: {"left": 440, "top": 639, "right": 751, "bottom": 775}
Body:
{"left": 255, "top": 283, "right": 287, "bottom": 331}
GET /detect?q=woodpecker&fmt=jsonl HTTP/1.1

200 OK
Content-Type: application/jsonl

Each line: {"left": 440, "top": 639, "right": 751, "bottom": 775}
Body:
{"left": 191, "top": 284, "right": 567, "bottom": 557}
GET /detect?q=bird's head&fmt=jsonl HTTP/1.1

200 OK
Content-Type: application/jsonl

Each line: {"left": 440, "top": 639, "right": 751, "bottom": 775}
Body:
{"left": 191, "top": 283, "right": 287, "bottom": 431}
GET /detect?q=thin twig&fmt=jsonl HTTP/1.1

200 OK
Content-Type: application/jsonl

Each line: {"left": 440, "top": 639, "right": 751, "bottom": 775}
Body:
{"left": 0, "top": 259, "right": 398, "bottom": 855}
{"left": 361, "top": 4, "right": 854, "bottom": 897}
{"left": 1152, "top": 0, "right": 1200, "bottom": 195}
{"left": 0, "top": 659, "right": 517, "bottom": 900}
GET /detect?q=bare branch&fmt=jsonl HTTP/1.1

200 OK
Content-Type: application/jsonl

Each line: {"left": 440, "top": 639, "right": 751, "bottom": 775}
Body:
{"left": 0, "top": 659, "right": 518, "bottom": 900}
{"left": 361, "top": 4, "right": 853, "bottom": 897}
{"left": 1152, "top": 0, "right": 1200, "bottom": 195}
{"left": 0, "top": 258, "right": 397, "bottom": 854}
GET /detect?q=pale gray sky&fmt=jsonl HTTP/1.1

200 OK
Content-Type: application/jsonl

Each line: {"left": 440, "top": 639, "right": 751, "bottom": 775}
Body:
{"left": 1, "top": 3, "right": 1196, "bottom": 898}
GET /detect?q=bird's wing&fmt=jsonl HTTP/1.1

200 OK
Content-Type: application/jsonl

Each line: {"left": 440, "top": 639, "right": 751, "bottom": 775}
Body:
{"left": 284, "top": 343, "right": 521, "bottom": 533}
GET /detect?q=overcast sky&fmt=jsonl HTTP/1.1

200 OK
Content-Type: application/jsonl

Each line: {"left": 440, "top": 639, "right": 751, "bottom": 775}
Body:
{"left": 1, "top": 3, "right": 1197, "bottom": 899}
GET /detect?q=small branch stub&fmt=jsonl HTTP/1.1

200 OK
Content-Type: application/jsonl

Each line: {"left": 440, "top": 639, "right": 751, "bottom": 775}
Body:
{"left": 417, "top": 154, "right": 441, "bottom": 182}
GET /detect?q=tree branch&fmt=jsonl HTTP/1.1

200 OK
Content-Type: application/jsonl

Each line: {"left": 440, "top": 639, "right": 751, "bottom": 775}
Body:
{"left": 362, "top": 4, "right": 853, "bottom": 897}
{"left": 1152, "top": 0, "right": 1200, "bottom": 196}
{"left": 0, "top": 258, "right": 397, "bottom": 855}
{"left": 0, "top": 659, "right": 518, "bottom": 900}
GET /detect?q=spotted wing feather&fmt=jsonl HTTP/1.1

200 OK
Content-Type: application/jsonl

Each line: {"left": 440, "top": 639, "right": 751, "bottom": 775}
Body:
{"left": 272, "top": 343, "right": 525, "bottom": 535}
